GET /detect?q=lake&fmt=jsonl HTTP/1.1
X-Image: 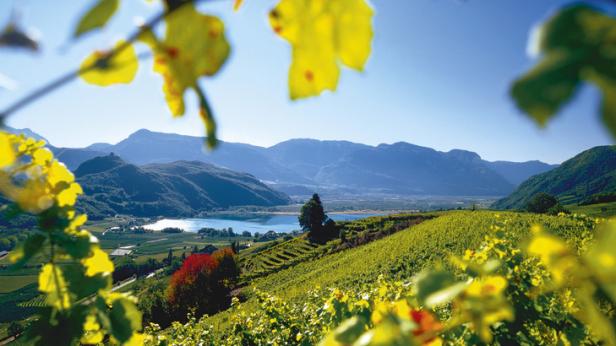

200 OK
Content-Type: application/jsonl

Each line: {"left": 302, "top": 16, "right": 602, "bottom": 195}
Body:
{"left": 141, "top": 213, "right": 384, "bottom": 234}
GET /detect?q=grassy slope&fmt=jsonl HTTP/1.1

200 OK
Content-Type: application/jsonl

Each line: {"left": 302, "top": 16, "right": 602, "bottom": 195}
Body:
{"left": 569, "top": 201, "right": 616, "bottom": 218}
{"left": 207, "top": 211, "right": 591, "bottom": 329}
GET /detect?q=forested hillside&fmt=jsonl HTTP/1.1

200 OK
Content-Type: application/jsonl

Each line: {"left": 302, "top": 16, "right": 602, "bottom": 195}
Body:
{"left": 494, "top": 146, "right": 616, "bottom": 209}
{"left": 75, "top": 154, "right": 291, "bottom": 219}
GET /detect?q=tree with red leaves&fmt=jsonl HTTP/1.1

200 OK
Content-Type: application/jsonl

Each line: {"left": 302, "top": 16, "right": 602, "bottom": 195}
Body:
{"left": 167, "top": 248, "right": 239, "bottom": 320}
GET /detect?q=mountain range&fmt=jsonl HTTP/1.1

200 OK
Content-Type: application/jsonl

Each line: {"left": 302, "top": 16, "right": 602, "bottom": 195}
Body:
{"left": 7, "top": 127, "right": 558, "bottom": 197}
{"left": 493, "top": 145, "right": 616, "bottom": 209}
{"left": 75, "top": 154, "right": 291, "bottom": 219}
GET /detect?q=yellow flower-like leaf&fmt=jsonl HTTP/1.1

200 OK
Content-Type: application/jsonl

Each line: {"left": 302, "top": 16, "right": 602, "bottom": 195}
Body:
{"left": 0, "top": 131, "right": 15, "bottom": 168}
{"left": 80, "top": 40, "right": 138, "bottom": 86}
{"left": 82, "top": 247, "right": 114, "bottom": 276}
{"left": 32, "top": 147, "right": 53, "bottom": 165}
{"left": 142, "top": 4, "right": 230, "bottom": 116}
{"left": 81, "top": 314, "right": 104, "bottom": 345}
{"left": 39, "top": 263, "right": 71, "bottom": 310}
{"left": 269, "top": 0, "right": 373, "bottom": 99}
{"left": 47, "top": 160, "right": 75, "bottom": 186}
{"left": 57, "top": 182, "right": 83, "bottom": 207}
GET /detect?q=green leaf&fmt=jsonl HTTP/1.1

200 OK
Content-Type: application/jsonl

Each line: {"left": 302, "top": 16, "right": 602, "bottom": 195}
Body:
{"left": 9, "top": 233, "right": 46, "bottom": 267}
{"left": 63, "top": 263, "right": 111, "bottom": 300}
{"left": 74, "top": 0, "right": 120, "bottom": 39}
{"left": 109, "top": 297, "right": 142, "bottom": 343}
{"left": 588, "top": 74, "right": 616, "bottom": 138}
{"left": 413, "top": 269, "right": 457, "bottom": 306}
{"left": 510, "top": 51, "right": 583, "bottom": 127}
{"left": 53, "top": 231, "right": 92, "bottom": 259}
{"left": 39, "top": 264, "right": 71, "bottom": 310}
{"left": 333, "top": 317, "right": 366, "bottom": 344}
{"left": 537, "top": 4, "right": 602, "bottom": 53}
{"left": 424, "top": 281, "right": 468, "bottom": 308}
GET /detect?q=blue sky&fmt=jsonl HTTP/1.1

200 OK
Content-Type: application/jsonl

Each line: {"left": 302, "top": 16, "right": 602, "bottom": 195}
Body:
{"left": 1, "top": 0, "right": 613, "bottom": 164}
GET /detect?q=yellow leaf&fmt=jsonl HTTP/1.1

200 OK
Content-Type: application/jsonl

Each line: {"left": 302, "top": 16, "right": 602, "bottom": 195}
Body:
{"left": 269, "top": 0, "right": 373, "bottom": 99}
{"left": 32, "top": 147, "right": 53, "bottom": 165}
{"left": 39, "top": 263, "right": 71, "bottom": 310}
{"left": 57, "top": 182, "right": 83, "bottom": 207}
{"left": 82, "top": 247, "right": 114, "bottom": 276}
{"left": 142, "top": 4, "right": 230, "bottom": 116}
{"left": 123, "top": 333, "right": 145, "bottom": 346}
{"left": 0, "top": 131, "right": 15, "bottom": 168}
{"left": 80, "top": 40, "right": 138, "bottom": 86}
{"left": 47, "top": 160, "right": 75, "bottom": 186}
{"left": 81, "top": 314, "right": 104, "bottom": 345}
{"left": 233, "top": 0, "right": 244, "bottom": 11}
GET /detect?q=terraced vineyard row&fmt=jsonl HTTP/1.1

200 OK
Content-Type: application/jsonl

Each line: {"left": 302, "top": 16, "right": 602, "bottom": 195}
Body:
{"left": 17, "top": 294, "right": 45, "bottom": 308}
{"left": 239, "top": 213, "right": 433, "bottom": 281}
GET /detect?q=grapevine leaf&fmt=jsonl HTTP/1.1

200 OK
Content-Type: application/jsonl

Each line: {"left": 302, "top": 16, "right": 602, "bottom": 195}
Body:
{"left": 74, "top": 0, "right": 120, "bottom": 39}
{"left": 269, "top": 0, "right": 373, "bottom": 99}
{"left": 140, "top": 4, "right": 230, "bottom": 117}
{"left": 511, "top": 4, "right": 616, "bottom": 138}
{"left": 0, "top": 131, "right": 15, "bottom": 168}
{"left": 82, "top": 247, "right": 114, "bottom": 277}
{"left": 80, "top": 40, "right": 138, "bottom": 86}
{"left": 589, "top": 74, "right": 616, "bottom": 138}
{"left": 39, "top": 264, "right": 71, "bottom": 310}
{"left": 333, "top": 316, "right": 366, "bottom": 344}
{"left": 53, "top": 230, "right": 92, "bottom": 259}
{"left": 63, "top": 263, "right": 111, "bottom": 300}
{"left": 109, "top": 297, "right": 142, "bottom": 343}
{"left": 81, "top": 314, "right": 104, "bottom": 345}
{"left": 510, "top": 52, "right": 583, "bottom": 126}
{"left": 414, "top": 269, "right": 457, "bottom": 306}
{"left": 9, "top": 233, "right": 46, "bottom": 267}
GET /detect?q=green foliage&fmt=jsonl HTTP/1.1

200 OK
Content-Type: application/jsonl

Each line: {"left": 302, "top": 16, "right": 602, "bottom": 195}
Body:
{"left": 512, "top": 4, "right": 616, "bottom": 139}
{"left": 526, "top": 192, "right": 559, "bottom": 213}
{"left": 494, "top": 145, "right": 616, "bottom": 210}
{"left": 0, "top": 133, "right": 142, "bottom": 345}
{"left": 299, "top": 193, "right": 338, "bottom": 241}
{"left": 74, "top": 0, "right": 120, "bottom": 39}
{"left": 579, "top": 192, "right": 616, "bottom": 206}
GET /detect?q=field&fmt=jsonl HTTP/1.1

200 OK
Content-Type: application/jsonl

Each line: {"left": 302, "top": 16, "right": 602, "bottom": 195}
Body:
{"left": 239, "top": 213, "right": 431, "bottom": 280}
{"left": 569, "top": 201, "right": 616, "bottom": 217}
{"left": 201, "top": 211, "right": 597, "bottom": 337}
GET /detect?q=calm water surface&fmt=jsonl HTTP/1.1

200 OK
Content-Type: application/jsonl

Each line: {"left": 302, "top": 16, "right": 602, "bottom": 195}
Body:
{"left": 141, "top": 213, "right": 384, "bottom": 234}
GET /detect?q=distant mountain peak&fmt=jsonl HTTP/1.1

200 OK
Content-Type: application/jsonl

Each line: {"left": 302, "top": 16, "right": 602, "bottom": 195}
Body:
{"left": 447, "top": 149, "right": 482, "bottom": 162}
{"left": 75, "top": 153, "right": 127, "bottom": 177}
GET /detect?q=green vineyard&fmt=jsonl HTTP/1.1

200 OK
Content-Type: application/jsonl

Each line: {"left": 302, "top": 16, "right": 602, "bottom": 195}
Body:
{"left": 239, "top": 214, "right": 431, "bottom": 280}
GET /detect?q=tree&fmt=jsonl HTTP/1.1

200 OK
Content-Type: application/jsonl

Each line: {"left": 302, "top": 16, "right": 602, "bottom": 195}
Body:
{"left": 166, "top": 248, "right": 173, "bottom": 265}
{"left": 299, "top": 193, "right": 337, "bottom": 240}
{"left": 166, "top": 248, "right": 239, "bottom": 321}
{"left": 299, "top": 194, "right": 327, "bottom": 232}
{"left": 526, "top": 193, "right": 559, "bottom": 214}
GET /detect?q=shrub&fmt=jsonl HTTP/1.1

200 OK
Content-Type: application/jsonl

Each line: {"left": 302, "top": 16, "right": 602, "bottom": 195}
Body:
{"left": 526, "top": 193, "right": 559, "bottom": 213}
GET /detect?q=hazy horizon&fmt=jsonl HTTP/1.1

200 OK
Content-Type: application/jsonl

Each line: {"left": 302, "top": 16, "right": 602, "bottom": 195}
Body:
{"left": 12, "top": 125, "right": 580, "bottom": 165}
